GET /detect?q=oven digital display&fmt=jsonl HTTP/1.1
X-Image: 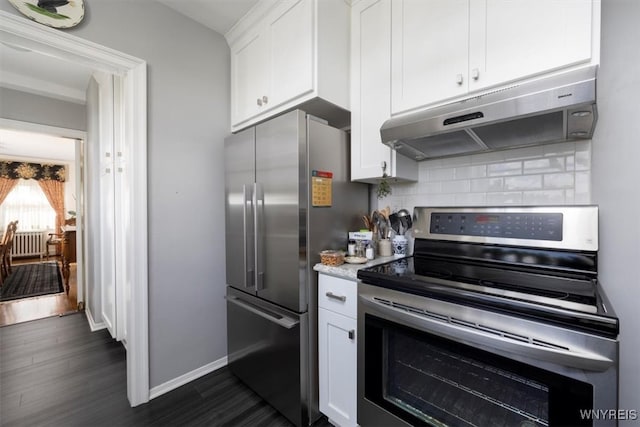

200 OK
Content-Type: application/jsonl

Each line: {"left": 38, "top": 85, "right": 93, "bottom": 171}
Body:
{"left": 430, "top": 212, "right": 563, "bottom": 241}
{"left": 475, "top": 214, "right": 500, "bottom": 224}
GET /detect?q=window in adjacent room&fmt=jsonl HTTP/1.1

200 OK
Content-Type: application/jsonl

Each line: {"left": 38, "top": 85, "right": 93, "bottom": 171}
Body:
{"left": 0, "top": 178, "right": 56, "bottom": 231}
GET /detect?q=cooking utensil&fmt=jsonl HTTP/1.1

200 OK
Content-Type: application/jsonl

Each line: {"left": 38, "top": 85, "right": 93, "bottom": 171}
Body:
{"left": 362, "top": 214, "right": 373, "bottom": 231}
{"left": 371, "top": 210, "right": 382, "bottom": 240}
{"left": 381, "top": 219, "right": 390, "bottom": 240}
{"left": 389, "top": 213, "right": 400, "bottom": 235}
{"left": 397, "top": 209, "right": 412, "bottom": 233}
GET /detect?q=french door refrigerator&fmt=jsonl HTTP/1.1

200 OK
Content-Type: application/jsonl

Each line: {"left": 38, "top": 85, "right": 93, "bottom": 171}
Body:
{"left": 224, "top": 110, "right": 368, "bottom": 426}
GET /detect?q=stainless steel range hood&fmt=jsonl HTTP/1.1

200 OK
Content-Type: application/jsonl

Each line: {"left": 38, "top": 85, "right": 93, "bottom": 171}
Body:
{"left": 381, "top": 66, "right": 597, "bottom": 161}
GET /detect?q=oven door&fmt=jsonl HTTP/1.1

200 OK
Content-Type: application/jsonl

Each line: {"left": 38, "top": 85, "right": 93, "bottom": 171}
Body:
{"left": 357, "top": 282, "right": 619, "bottom": 427}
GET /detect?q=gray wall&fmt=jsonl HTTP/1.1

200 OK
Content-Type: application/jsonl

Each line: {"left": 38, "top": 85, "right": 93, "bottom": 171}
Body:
{"left": 1, "top": 1, "right": 231, "bottom": 388}
{"left": 592, "top": 0, "right": 640, "bottom": 420}
{"left": 0, "top": 87, "right": 86, "bottom": 130}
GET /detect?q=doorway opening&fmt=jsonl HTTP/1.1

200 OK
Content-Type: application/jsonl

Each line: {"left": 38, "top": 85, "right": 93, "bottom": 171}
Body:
{"left": 0, "top": 128, "right": 81, "bottom": 326}
{"left": 0, "top": 130, "right": 80, "bottom": 326}
{"left": 1, "top": 10, "right": 149, "bottom": 406}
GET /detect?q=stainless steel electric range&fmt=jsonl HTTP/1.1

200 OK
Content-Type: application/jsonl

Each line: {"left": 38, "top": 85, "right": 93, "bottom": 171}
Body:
{"left": 357, "top": 206, "right": 619, "bottom": 427}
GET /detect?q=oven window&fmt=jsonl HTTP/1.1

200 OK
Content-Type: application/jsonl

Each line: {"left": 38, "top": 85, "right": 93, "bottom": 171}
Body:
{"left": 364, "top": 315, "right": 593, "bottom": 426}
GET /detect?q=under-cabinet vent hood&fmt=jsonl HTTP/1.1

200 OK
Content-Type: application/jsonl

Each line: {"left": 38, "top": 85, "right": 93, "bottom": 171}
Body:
{"left": 381, "top": 66, "right": 597, "bottom": 161}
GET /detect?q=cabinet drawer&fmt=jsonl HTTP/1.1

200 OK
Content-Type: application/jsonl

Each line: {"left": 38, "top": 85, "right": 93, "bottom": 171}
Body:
{"left": 318, "top": 274, "right": 357, "bottom": 318}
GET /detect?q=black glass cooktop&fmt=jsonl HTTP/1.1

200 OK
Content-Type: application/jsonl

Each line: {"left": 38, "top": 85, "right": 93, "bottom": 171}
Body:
{"left": 358, "top": 256, "right": 599, "bottom": 313}
{"left": 358, "top": 255, "right": 619, "bottom": 337}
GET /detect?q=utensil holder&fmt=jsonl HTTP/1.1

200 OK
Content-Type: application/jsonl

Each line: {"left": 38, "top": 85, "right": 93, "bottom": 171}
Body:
{"left": 392, "top": 236, "right": 408, "bottom": 256}
{"left": 378, "top": 239, "right": 392, "bottom": 257}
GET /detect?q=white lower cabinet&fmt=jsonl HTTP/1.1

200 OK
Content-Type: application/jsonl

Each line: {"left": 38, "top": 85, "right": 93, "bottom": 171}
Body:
{"left": 318, "top": 274, "right": 358, "bottom": 427}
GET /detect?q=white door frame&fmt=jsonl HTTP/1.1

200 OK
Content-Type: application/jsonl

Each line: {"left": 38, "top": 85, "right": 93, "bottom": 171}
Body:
{"left": 0, "top": 11, "right": 150, "bottom": 406}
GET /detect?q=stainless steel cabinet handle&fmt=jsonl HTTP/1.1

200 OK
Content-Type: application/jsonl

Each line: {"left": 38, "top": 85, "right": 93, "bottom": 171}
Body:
{"left": 325, "top": 292, "right": 346, "bottom": 302}
{"left": 257, "top": 98, "right": 263, "bottom": 106}
{"left": 262, "top": 95, "right": 268, "bottom": 104}
{"left": 471, "top": 68, "right": 480, "bottom": 81}
{"left": 456, "top": 74, "right": 463, "bottom": 85}
{"left": 348, "top": 329, "right": 355, "bottom": 340}
{"left": 226, "top": 296, "right": 299, "bottom": 329}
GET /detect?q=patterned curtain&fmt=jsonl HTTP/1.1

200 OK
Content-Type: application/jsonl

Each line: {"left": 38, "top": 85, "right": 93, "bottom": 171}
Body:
{"left": 38, "top": 180, "right": 66, "bottom": 233}
{"left": 0, "top": 177, "right": 18, "bottom": 205}
{"left": 0, "top": 161, "right": 66, "bottom": 182}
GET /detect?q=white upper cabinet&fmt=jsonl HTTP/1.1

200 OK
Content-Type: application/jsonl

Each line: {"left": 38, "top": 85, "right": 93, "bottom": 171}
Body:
{"left": 391, "top": 0, "right": 599, "bottom": 115}
{"left": 267, "top": 0, "right": 314, "bottom": 107}
{"left": 232, "top": 28, "right": 270, "bottom": 123}
{"left": 227, "top": 0, "right": 350, "bottom": 132}
{"left": 350, "top": 0, "right": 418, "bottom": 183}
{"left": 391, "top": 0, "right": 470, "bottom": 114}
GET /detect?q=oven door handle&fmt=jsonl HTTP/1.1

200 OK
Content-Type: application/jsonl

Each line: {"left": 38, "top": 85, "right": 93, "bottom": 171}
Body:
{"left": 361, "top": 295, "right": 615, "bottom": 372}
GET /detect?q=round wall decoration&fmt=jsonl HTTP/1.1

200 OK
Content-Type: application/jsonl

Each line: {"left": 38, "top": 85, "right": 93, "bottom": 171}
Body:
{"left": 7, "top": 0, "right": 85, "bottom": 29}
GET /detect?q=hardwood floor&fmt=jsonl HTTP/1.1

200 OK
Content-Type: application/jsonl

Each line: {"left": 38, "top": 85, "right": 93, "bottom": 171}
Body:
{"left": 0, "top": 258, "right": 77, "bottom": 327}
{"left": 0, "top": 313, "right": 333, "bottom": 427}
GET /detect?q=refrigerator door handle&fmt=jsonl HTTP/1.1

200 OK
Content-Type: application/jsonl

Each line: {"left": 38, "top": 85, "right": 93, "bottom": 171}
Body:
{"left": 254, "top": 182, "right": 265, "bottom": 291}
{"left": 226, "top": 295, "right": 299, "bottom": 329}
{"left": 242, "top": 184, "right": 254, "bottom": 289}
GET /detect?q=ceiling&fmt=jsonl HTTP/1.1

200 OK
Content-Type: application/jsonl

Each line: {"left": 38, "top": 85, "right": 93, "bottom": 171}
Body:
{"left": 0, "top": 0, "right": 257, "bottom": 103}
{"left": 0, "top": 128, "right": 76, "bottom": 162}
{"left": 0, "top": 0, "right": 256, "bottom": 161}
{"left": 156, "top": 0, "right": 259, "bottom": 35}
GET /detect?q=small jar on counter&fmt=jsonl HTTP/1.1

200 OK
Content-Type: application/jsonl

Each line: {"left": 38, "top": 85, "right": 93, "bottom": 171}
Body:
{"left": 347, "top": 239, "right": 356, "bottom": 256}
{"left": 365, "top": 242, "right": 375, "bottom": 260}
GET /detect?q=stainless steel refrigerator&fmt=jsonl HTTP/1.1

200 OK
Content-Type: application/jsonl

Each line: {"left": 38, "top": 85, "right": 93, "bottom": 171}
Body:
{"left": 224, "top": 110, "right": 368, "bottom": 426}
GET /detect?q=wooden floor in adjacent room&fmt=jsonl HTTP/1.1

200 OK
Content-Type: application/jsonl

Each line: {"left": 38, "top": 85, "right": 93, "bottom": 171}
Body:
{"left": 0, "top": 312, "right": 332, "bottom": 427}
{"left": 0, "top": 257, "right": 78, "bottom": 327}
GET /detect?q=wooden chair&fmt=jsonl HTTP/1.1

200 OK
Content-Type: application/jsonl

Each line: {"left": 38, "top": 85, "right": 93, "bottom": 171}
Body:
{"left": 46, "top": 218, "right": 75, "bottom": 261}
{"left": 46, "top": 232, "right": 63, "bottom": 261}
{"left": 0, "top": 220, "right": 18, "bottom": 285}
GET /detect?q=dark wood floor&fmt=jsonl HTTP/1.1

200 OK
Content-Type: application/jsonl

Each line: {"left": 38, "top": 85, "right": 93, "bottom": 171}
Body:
{"left": 0, "top": 313, "right": 332, "bottom": 427}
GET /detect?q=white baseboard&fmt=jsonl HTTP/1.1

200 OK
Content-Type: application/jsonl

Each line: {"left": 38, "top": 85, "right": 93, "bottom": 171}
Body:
{"left": 85, "top": 307, "right": 106, "bottom": 331}
{"left": 149, "top": 356, "right": 228, "bottom": 400}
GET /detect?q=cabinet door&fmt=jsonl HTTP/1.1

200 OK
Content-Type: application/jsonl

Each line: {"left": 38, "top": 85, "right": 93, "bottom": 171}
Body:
{"left": 391, "top": 0, "right": 469, "bottom": 114}
{"left": 267, "top": 0, "right": 314, "bottom": 108}
{"left": 351, "top": 0, "right": 418, "bottom": 183}
{"left": 469, "top": 0, "right": 594, "bottom": 91}
{"left": 319, "top": 308, "right": 357, "bottom": 427}
{"left": 351, "top": 0, "right": 391, "bottom": 182}
{"left": 231, "top": 29, "right": 269, "bottom": 126}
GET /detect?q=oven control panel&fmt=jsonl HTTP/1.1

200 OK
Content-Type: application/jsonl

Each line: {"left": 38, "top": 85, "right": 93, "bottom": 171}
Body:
{"left": 430, "top": 212, "right": 563, "bottom": 241}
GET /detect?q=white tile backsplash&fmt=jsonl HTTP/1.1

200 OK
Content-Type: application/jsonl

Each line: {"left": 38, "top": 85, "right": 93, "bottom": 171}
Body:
{"left": 375, "top": 141, "right": 592, "bottom": 210}
{"left": 441, "top": 179, "right": 471, "bottom": 193}
{"left": 504, "top": 175, "right": 543, "bottom": 191}
{"left": 544, "top": 173, "right": 575, "bottom": 189}
{"left": 470, "top": 177, "right": 504, "bottom": 192}
{"left": 455, "top": 165, "right": 487, "bottom": 179}
{"left": 523, "top": 157, "right": 565, "bottom": 174}
{"left": 575, "top": 144, "right": 591, "bottom": 171}
{"left": 487, "top": 161, "right": 523, "bottom": 176}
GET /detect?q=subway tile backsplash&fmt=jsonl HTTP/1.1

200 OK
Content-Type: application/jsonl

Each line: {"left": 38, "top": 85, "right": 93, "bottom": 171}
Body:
{"left": 376, "top": 141, "right": 591, "bottom": 212}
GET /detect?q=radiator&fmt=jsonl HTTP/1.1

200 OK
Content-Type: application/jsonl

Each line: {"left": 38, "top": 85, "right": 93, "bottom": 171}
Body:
{"left": 11, "top": 230, "right": 47, "bottom": 260}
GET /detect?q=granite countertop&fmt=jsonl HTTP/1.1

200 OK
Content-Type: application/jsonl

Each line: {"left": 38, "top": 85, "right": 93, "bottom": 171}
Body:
{"left": 313, "top": 255, "right": 398, "bottom": 281}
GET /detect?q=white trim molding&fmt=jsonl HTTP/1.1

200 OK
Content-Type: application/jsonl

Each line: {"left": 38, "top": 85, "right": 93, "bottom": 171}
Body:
{"left": 85, "top": 307, "right": 107, "bottom": 332}
{"left": 0, "top": 10, "right": 150, "bottom": 407}
{"left": 0, "top": 118, "right": 85, "bottom": 138}
{"left": 149, "top": 357, "right": 229, "bottom": 400}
